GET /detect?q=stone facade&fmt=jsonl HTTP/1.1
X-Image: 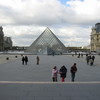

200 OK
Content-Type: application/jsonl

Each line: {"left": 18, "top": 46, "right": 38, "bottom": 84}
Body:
{"left": 4, "top": 36, "right": 12, "bottom": 50}
{"left": 0, "top": 26, "right": 12, "bottom": 51}
{"left": 91, "top": 23, "right": 100, "bottom": 52}
{"left": 0, "top": 26, "right": 4, "bottom": 51}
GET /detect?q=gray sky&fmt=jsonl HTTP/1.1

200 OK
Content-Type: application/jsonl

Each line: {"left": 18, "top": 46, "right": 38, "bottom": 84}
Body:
{"left": 0, "top": 0, "right": 100, "bottom": 47}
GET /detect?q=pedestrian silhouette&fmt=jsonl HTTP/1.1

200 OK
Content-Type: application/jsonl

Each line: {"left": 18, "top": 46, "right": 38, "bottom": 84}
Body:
{"left": 90, "top": 58, "right": 93, "bottom": 66}
{"left": 52, "top": 66, "right": 58, "bottom": 82}
{"left": 22, "top": 56, "right": 25, "bottom": 65}
{"left": 70, "top": 63, "right": 77, "bottom": 82}
{"left": 86, "top": 55, "right": 90, "bottom": 65}
{"left": 24, "top": 56, "right": 28, "bottom": 65}
{"left": 59, "top": 65, "right": 67, "bottom": 82}
{"left": 91, "top": 55, "right": 95, "bottom": 64}
{"left": 36, "top": 56, "right": 40, "bottom": 65}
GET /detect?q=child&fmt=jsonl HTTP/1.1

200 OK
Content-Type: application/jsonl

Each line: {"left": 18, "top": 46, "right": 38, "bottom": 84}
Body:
{"left": 52, "top": 66, "right": 58, "bottom": 82}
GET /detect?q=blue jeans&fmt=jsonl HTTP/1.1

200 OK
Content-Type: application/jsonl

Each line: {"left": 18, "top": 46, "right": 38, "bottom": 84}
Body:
{"left": 71, "top": 72, "right": 75, "bottom": 82}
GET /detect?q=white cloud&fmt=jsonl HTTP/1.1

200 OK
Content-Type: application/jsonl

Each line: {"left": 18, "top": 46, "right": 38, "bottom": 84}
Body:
{"left": 0, "top": 0, "right": 100, "bottom": 47}
{"left": 53, "top": 26, "right": 90, "bottom": 46}
{"left": 0, "top": 0, "right": 64, "bottom": 25}
{"left": 3, "top": 25, "right": 90, "bottom": 46}
{"left": 66, "top": 0, "right": 100, "bottom": 24}
{"left": 0, "top": 0, "right": 100, "bottom": 25}
{"left": 3, "top": 25, "right": 46, "bottom": 46}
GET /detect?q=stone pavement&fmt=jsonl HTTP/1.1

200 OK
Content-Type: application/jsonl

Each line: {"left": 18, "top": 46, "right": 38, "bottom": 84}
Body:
{"left": 0, "top": 54, "right": 100, "bottom": 100}
{"left": 0, "top": 54, "right": 21, "bottom": 64}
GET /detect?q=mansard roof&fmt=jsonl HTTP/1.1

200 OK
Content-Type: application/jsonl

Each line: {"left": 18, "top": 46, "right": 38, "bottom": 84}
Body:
{"left": 95, "top": 23, "right": 100, "bottom": 33}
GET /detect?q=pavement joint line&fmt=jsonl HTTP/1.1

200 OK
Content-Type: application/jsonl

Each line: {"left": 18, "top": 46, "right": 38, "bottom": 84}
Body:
{"left": 0, "top": 81, "right": 100, "bottom": 84}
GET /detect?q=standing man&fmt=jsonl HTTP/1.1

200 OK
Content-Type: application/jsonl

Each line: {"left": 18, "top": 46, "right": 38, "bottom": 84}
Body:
{"left": 24, "top": 56, "right": 28, "bottom": 65}
{"left": 70, "top": 63, "right": 77, "bottom": 82}
{"left": 91, "top": 55, "right": 95, "bottom": 64}
{"left": 36, "top": 56, "right": 40, "bottom": 65}
{"left": 90, "top": 58, "right": 93, "bottom": 66}
{"left": 86, "top": 55, "right": 90, "bottom": 65}
{"left": 22, "top": 56, "right": 25, "bottom": 65}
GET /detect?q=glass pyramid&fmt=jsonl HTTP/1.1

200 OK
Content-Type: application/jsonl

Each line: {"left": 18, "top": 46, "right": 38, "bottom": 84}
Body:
{"left": 26, "top": 27, "right": 67, "bottom": 55}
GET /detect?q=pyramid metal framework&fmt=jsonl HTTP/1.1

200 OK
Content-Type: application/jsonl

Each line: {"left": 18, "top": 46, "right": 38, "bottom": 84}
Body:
{"left": 26, "top": 27, "right": 67, "bottom": 55}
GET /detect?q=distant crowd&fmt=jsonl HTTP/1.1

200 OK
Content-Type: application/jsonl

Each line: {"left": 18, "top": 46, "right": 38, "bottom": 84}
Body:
{"left": 73, "top": 53, "right": 95, "bottom": 66}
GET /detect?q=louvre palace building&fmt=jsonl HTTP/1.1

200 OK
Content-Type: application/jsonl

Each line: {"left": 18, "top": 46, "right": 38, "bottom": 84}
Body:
{"left": 91, "top": 23, "right": 100, "bottom": 52}
{"left": 0, "top": 26, "right": 12, "bottom": 51}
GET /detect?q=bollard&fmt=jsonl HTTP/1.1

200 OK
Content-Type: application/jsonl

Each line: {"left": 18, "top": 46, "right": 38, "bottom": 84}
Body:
{"left": 15, "top": 56, "right": 17, "bottom": 58}
{"left": 6, "top": 57, "right": 9, "bottom": 60}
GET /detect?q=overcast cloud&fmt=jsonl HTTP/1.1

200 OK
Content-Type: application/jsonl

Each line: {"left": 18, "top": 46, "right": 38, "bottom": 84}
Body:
{"left": 0, "top": 0, "right": 100, "bottom": 47}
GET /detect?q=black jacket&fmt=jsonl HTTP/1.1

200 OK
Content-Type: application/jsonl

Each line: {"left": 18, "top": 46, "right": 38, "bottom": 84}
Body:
{"left": 70, "top": 65, "right": 77, "bottom": 73}
{"left": 59, "top": 66, "right": 67, "bottom": 78}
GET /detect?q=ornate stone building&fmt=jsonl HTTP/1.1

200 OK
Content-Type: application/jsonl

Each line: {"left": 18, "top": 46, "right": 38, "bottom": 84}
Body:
{"left": 4, "top": 36, "right": 12, "bottom": 50}
{"left": 0, "top": 26, "right": 4, "bottom": 51}
{"left": 0, "top": 26, "right": 12, "bottom": 51}
{"left": 91, "top": 23, "right": 100, "bottom": 52}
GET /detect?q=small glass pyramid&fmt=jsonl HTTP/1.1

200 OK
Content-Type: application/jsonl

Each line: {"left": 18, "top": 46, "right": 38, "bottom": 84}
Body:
{"left": 26, "top": 27, "right": 67, "bottom": 55}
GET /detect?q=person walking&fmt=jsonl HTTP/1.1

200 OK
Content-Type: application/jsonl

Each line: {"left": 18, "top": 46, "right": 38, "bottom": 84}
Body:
{"left": 90, "top": 58, "right": 93, "bottom": 66}
{"left": 22, "top": 56, "right": 25, "bottom": 65}
{"left": 86, "top": 55, "right": 90, "bottom": 65}
{"left": 36, "top": 56, "right": 40, "bottom": 65}
{"left": 59, "top": 65, "right": 67, "bottom": 82}
{"left": 24, "top": 56, "right": 28, "bottom": 65}
{"left": 81, "top": 53, "right": 83, "bottom": 58}
{"left": 91, "top": 55, "right": 95, "bottom": 64}
{"left": 52, "top": 66, "right": 58, "bottom": 82}
{"left": 70, "top": 63, "right": 77, "bottom": 82}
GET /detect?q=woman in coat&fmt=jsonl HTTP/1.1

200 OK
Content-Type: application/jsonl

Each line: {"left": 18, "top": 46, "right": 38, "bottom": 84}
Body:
{"left": 59, "top": 65, "right": 67, "bottom": 82}
{"left": 52, "top": 66, "right": 58, "bottom": 82}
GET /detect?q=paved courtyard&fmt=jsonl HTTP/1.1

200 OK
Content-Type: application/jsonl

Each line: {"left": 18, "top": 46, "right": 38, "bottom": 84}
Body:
{"left": 0, "top": 54, "right": 100, "bottom": 100}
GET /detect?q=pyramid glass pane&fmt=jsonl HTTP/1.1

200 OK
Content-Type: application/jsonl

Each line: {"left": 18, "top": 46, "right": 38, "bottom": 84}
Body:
{"left": 26, "top": 27, "right": 67, "bottom": 54}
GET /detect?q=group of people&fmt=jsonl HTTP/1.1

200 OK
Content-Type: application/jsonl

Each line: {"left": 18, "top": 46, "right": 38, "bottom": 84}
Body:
{"left": 21, "top": 55, "right": 77, "bottom": 82}
{"left": 22, "top": 56, "right": 28, "bottom": 65}
{"left": 52, "top": 63, "right": 77, "bottom": 82}
{"left": 86, "top": 55, "right": 95, "bottom": 66}
{"left": 77, "top": 53, "right": 83, "bottom": 58}
{"left": 22, "top": 55, "right": 40, "bottom": 65}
